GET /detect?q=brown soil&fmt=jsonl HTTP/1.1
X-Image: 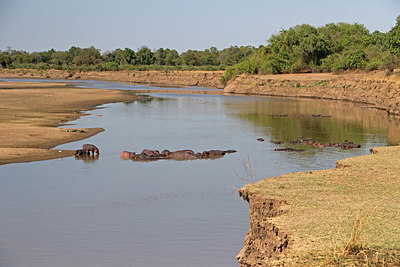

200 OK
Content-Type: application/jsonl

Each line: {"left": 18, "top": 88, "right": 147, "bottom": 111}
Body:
{"left": 224, "top": 71, "right": 400, "bottom": 115}
{"left": 0, "top": 68, "right": 225, "bottom": 89}
{"left": 0, "top": 81, "right": 141, "bottom": 165}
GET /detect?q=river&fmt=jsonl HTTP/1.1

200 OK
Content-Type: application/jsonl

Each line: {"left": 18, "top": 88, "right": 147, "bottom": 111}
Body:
{"left": 0, "top": 79, "right": 398, "bottom": 266}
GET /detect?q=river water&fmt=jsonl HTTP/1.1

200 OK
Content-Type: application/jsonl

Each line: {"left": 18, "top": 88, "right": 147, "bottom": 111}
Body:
{"left": 0, "top": 79, "right": 399, "bottom": 266}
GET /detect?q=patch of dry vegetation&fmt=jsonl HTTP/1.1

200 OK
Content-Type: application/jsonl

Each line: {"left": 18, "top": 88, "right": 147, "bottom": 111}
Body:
{"left": 240, "top": 146, "right": 400, "bottom": 265}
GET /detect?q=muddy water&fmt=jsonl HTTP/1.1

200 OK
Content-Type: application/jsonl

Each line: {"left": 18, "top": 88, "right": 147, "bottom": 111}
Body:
{"left": 0, "top": 80, "right": 399, "bottom": 266}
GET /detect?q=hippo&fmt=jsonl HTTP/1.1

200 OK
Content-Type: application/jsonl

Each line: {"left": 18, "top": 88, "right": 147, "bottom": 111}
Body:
{"left": 75, "top": 153, "right": 99, "bottom": 161}
{"left": 121, "top": 148, "right": 237, "bottom": 161}
{"left": 175, "top": 149, "right": 194, "bottom": 154}
{"left": 168, "top": 150, "right": 200, "bottom": 160}
{"left": 141, "top": 149, "right": 161, "bottom": 157}
{"left": 161, "top": 149, "right": 171, "bottom": 156}
{"left": 132, "top": 153, "right": 161, "bottom": 161}
{"left": 120, "top": 151, "right": 136, "bottom": 160}
{"left": 340, "top": 142, "right": 361, "bottom": 149}
{"left": 257, "top": 138, "right": 265, "bottom": 142}
{"left": 202, "top": 149, "right": 236, "bottom": 158}
{"left": 274, "top": 148, "right": 306, "bottom": 152}
{"left": 74, "top": 149, "right": 87, "bottom": 156}
{"left": 207, "top": 150, "right": 227, "bottom": 156}
{"left": 82, "top": 144, "right": 99, "bottom": 155}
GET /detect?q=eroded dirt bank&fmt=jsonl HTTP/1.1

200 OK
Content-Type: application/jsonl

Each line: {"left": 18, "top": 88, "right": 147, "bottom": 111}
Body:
{"left": 225, "top": 72, "right": 400, "bottom": 115}
{"left": 235, "top": 192, "right": 289, "bottom": 266}
{"left": 0, "top": 81, "right": 141, "bottom": 165}
{"left": 237, "top": 146, "right": 400, "bottom": 266}
{"left": 0, "top": 68, "right": 225, "bottom": 89}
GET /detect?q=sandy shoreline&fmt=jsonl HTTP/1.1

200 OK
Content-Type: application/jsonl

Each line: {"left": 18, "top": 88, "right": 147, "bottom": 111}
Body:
{"left": 0, "top": 80, "right": 142, "bottom": 165}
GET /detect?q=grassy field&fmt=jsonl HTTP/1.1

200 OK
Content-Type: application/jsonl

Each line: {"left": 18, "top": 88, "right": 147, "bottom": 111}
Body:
{"left": 240, "top": 146, "right": 400, "bottom": 265}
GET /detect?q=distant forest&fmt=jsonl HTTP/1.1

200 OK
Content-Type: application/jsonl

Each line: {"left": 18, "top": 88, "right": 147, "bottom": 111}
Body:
{"left": 1, "top": 16, "right": 400, "bottom": 83}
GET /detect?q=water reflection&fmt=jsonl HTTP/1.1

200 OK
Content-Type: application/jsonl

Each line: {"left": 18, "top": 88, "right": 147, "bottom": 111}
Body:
{"left": 229, "top": 97, "right": 400, "bottom": 146}
{"left": 74, "top": 154, "right": 100, "bottom": 162}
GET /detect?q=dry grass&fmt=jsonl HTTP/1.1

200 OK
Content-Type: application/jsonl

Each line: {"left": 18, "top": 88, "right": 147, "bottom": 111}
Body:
{"left": 241, "top": 146, "right": 400, "bottom": 265}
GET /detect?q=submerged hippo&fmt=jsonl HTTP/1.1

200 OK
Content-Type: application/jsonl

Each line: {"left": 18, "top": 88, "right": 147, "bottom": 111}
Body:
{"left": 167, "top": 150, "right": 200, "bottom": 160}
{"left": 74, "top": 149, "right": 88, "bottom": 156}
{"left": 82, "top": 144, "right": 99, "bottom": 155}
{"left": 274, "top": 148, "right": 306, "bottom": 152}
{"left": 120, "top": 151, "right": 136, "bottom": 160}
{"left": 121, "top": 148, "right": 237, "bottom": 161}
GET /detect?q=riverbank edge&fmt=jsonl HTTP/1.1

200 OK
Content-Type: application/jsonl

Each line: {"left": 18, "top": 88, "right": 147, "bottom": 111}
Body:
{"left": 0, "top": 68, "right": 225, "bottom": 89}
{"left": 2, "top": 68, "right": 400, "bottom": 113}
{"left": 236, "top": 146, "right": 400, "bottom": 266}
{"left": 224, "top": 71, "right": 400, "bottom": 115}
{"left": 225, "top": 72, "right": 400, "bottom": 265}
{"left": 2, "top": 69, "right": 400, "bottom": 264}
{"left": 0, "top": 81, "right": 142, "bottom": 165}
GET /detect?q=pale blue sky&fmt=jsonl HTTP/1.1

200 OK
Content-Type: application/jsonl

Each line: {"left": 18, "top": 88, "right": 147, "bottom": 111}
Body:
{"left": 0, "top": 0, "right": 399, "bottom": 53}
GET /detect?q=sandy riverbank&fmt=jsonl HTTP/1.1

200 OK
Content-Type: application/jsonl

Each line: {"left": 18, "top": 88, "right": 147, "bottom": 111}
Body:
{"left": 0, "top": 81, "right": 141, "bottom": 165}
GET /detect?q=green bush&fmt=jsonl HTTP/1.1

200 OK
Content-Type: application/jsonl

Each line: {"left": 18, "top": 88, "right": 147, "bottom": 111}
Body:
{"left": 95, "top": 62, "right": 119, "bottom": 71}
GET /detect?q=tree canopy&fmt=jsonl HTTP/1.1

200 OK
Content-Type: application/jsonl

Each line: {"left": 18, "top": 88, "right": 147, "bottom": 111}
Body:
{"left": 1, "top": 16, "right": 399, "bottom": 76}
{"left": 222, "top": 17, "right": 400, "bottom": 83}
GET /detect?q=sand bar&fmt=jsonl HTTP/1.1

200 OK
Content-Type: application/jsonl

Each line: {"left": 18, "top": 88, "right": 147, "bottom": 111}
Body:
{"left": 0, "top": 81, "right": 141, "bottom": 165}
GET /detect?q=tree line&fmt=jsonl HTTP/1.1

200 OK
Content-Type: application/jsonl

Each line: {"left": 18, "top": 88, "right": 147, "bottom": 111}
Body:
{"left": 0, "top": 45, "right": 256, "bottom": 72}
{"left": 1, "top": 16, "right": 399, "bottom": 80}
{"left": 222, "top": 16, "right": 400, "bottom": 83}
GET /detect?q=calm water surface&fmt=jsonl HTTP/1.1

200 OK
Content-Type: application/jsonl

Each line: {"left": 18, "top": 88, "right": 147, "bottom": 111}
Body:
{"left": 1, "top": 79, "right": 399, "bottom": 266}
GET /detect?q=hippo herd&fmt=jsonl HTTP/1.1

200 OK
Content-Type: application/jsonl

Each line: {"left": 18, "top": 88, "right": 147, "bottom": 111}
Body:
{"left": 74, "top": 144, "right": 236, "bottom": 161}
{"left": 257, "top": 137, "right": 362, "bottom": 152}
{"left": 120, "top": 149, "right": 237, "bottom": 161}
{"left": 74, "top": 135, "right": 360, "bottom": 161}
{"left": 269, "top": 114, "right": 332, "bottom": 118}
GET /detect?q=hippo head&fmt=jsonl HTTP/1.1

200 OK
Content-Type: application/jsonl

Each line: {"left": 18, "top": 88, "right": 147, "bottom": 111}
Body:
{"left": 161, "top": 149, "right": 171, "bottom": 156}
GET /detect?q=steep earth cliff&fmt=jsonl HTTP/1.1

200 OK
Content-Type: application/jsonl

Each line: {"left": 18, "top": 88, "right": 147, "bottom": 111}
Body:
{"left": 224, "top": 72, "right": 400, "bottom": 115}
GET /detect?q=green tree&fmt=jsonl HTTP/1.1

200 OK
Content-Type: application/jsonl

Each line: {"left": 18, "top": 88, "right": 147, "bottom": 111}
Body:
{"left": 0, "top": 52, "right": 11, "bottom": 68}
{"left": 181, "top": 50, "right": 205, "bottom": 66}
{"left": 154, "top": 48, "right": 167, "bottom": 65}
{"left": 164, "top": 49, "right": 180, "bottom": 65}
{"left": 50, "top": 51, "right": 68, "bottom": 66}
{"left": 268, "top": 24, "right": 330, "bottom": 72}
{"left": 219, "top": 46, "right": 255, "bottom": 66}
{"left": 122, "top": 48, "right": 136, "bottom": 64}
{"left": 40, "top": 49, "right": 55, "bottom": 63}
{"left": 11, "top": 51, "right": 33, "bottom": 64}
{"left": 387, "top": 16, "right": 400, "bottom": 56}
{"left": 113, "top": 49, "right": 126, "bottom": 65}
{"left": 136, "top": 46, "right": 155, "bottom": 65}
{"left": 370, "top": 30, "right": 387, "bottom": 48}
{"left": 72, "top": 46, "right": 101, "bottom": 66}
{"left": 203, "top": 47, "right": 219, "bottom": 65}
